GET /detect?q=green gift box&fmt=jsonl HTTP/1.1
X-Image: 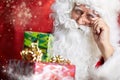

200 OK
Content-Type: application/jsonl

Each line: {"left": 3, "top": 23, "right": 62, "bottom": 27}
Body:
{"left": 24, "top": 31, "right": 53, "bottom": 62}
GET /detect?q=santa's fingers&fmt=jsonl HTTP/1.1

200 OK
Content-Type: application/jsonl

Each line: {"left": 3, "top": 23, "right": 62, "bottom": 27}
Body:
{"left": 93, "top": 19, "right": 99, "bottom": 32}
{"left": 95, "top": 26, "right": 101, "bottom": 34}
{"left": 92, "top": 18, "right": 105, "bottom": 33}
{"left": 91, "top": 18, "right": 99, "bottom": 33}
{"left": 92, "top": 31, "right": 99, "bottom": 41}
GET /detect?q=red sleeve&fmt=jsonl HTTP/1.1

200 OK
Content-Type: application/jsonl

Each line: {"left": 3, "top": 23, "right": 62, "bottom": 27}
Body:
{"left": 95, "top": 57, "right": 104, "bottom": 68}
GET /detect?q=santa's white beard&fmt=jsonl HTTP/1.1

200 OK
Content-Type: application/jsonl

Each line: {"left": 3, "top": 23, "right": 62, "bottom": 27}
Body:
{"left": 53, "top": 20, "right": 101, "bottom": 80}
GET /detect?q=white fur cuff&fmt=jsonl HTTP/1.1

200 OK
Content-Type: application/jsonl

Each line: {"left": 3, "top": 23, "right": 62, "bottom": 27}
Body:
{"left": 96, "top": 47, "right": 120, "bottom": 80}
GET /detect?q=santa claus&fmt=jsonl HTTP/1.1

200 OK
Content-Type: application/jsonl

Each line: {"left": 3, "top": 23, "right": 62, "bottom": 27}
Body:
{"left": 51, "top": 0, "right": 120, "bottom": 80}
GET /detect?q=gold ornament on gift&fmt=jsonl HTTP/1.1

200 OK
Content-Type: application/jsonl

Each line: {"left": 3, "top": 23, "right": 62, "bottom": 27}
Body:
{"left": 49, "top": 55, "right": 71, "bottom": 65}
{"left": 20, "top": 42, "right": 43, "bottom": 62}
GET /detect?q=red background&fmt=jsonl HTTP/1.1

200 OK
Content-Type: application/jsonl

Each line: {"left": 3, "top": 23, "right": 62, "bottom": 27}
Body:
{"left": 0, "top": 0, "right": 54, "bottom": 65}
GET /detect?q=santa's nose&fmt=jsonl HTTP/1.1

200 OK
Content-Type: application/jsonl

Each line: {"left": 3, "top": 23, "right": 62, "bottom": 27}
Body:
{"left": 76, "top": 15, "right": 90, "bottom": 25}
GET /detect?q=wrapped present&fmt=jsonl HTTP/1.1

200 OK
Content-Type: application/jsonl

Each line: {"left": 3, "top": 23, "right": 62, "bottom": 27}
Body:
{"left": 34, "top": 62, "right": 75, "bottom": 80}
{"left": 5, "top": 59, "right": 75, "bottom": 80}
{"left": 24, "top": 31, "right": 53, "bottom": 62}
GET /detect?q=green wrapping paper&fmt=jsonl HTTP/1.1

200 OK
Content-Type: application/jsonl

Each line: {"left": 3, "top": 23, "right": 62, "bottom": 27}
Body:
{"left": 24, "top": 31, "right": 53, "bottom": 62}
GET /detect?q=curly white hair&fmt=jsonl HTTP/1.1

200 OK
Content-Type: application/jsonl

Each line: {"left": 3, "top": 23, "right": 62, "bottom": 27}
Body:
{"left": 51, "top": 0, "right": 120, "bottom": 80}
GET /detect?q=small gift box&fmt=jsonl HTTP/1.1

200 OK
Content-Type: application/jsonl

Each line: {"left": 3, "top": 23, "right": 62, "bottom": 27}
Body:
{"left": 23, "top": 31, "right": 53, "bottom": 62}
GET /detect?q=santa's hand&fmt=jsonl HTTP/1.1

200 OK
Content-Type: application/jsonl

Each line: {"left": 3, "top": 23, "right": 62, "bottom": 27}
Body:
{"left": 91, "top": 18, "right": 114, "bottom": 61}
